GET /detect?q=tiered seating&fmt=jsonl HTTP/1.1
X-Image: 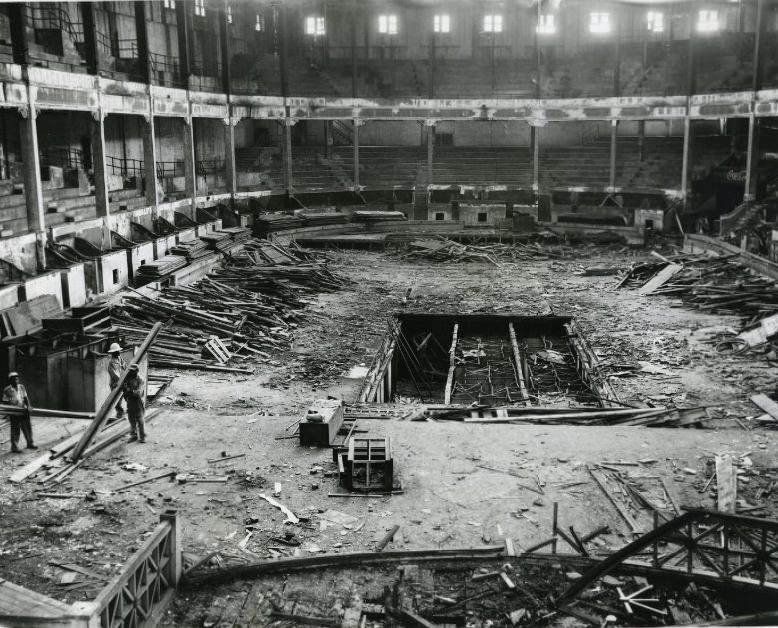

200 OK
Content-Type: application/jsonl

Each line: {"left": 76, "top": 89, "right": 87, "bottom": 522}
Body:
{"left": 43, "top": 187, "right": 96, "bottom": 226}
{"left": 618, "top": 138, "right": 684, "bottom": 190}
{"left": 540, "top": 141, "right": 613, "bottom": 189}
{"left": 432, "top": 147, "right": 533, "bottom": 187}
{"left": 432, "top": 60, "right": 535, "bottom": 99}
{"left": 109, "top": 188, "right": 147, "bottom": 214}
{"left": 333, "top": 146, "right": 421, "bottom": 190}
{"left": 0, "top": 181, "right": 28, "bottom": 237}
{"left": 291, "top": 148, "right": 350, "bottom": 191}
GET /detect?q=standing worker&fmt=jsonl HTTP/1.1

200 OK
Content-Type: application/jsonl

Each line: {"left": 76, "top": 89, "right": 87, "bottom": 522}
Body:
{"left": 122, "top": 364, "right": 146, "bottom": 443}
{"left": 3, "top": 372, "right": 36, "bottom": 453}
{"left": 107, "top": 342, "right": 125, "bottom": 419}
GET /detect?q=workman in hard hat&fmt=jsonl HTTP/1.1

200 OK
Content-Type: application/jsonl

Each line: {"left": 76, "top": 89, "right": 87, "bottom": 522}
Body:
{"left": 107, "top": 342, "right": 125, "bottom": 419}
{"left": 122, "top": 364, "right": 146, "bottom": 443}
{"left": 3, "top": 372, "right": 35, "bottom": 453}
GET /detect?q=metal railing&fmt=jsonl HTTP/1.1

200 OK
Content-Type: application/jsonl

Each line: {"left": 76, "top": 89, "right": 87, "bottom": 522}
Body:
{"left": 40, "top": 147, "right": 85, "bottom": 170}
{"left": 196, "top": 159, "right": 225, "bottom": 175}
{"left": 92, "top": 511, "right": 180, "bottom": 628}
{"left": 107, "top": 156, "right": 144, "bottom": 178}
{"left": 156, "top": 161, "right": 184, "bottom": 179}
{"left": 29, "top": 5, "right": 85, "bottom": 45}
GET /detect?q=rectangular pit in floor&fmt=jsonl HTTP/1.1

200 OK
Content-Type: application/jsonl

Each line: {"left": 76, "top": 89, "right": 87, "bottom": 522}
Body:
{"left": 358, "top": 313, "right": 615, "bottom": 408}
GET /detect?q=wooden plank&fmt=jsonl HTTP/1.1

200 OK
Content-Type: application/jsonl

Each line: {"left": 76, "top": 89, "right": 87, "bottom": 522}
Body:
{"left": 507, "top": 322, "right": 530, "bottom": 404}
{"left": 750, "top": 394, "right": 778, "bottom": 421}
{"left": 586, "top": 466, "right": 643, "bottom": 535}
{"left": 0, "top": 579, "right": 73, "bottom": 616}
{"left": 715, "top": 454, "right": 737, "bottom": 514}
{"left": 638, "top": 263, "right": 682, "bottom": 295}
{"left": 443, "top": 323, "right": 459, "bottom": 405}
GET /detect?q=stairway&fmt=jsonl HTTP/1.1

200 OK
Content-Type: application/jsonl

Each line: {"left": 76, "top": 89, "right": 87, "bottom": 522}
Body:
{"left": 332, "top": 120, "right": 354, "bottom": 146}
{"left": 720, "top": 201, "right": 765, "bottom": 237}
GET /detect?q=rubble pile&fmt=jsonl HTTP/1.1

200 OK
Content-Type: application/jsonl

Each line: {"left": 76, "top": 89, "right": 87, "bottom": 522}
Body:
{"left": 111, "top": 240, "right": 347, "bottom": 372}
{"left": 399, "top": 236, "right": 576, "bottom": 265}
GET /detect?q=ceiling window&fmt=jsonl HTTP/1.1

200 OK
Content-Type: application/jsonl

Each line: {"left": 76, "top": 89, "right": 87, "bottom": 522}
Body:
{"left": 163, "top": 0, "right": 175, "bottom": 9}
{"left": 589, "top": 12, "right": 611, "bottom": 34}
{"left": 434, "top": 14, "right": 450, "bottom": 33}
{"left": 255, "top": 13, "right": 263, "bottom": 32}
{"left": 194, "top": 0, "right": 205, "bottom": 17}
{"left": 483, "top": 14, "right": 503, "bottom": 33}
{"left": 536, "top": 14, "right": 556, "bottom": 35}
{"left": 697, "top": 9, "right": 720, "bottom": 32}
{"left": 647, "top": 11, "right": 664, "bottom": 33}
{"left": 305, "top": 16, "right": 326, "bottom": 36}
{"left": 378, "top": 14, "right": 398, "bottom": 35}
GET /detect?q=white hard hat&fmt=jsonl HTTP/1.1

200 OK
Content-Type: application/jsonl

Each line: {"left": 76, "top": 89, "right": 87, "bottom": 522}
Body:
{"left": 108, "top": 342, "right": 122, "bottom": 353}
{"left": 8, "top": 371, "right": 18, "bottom": 379}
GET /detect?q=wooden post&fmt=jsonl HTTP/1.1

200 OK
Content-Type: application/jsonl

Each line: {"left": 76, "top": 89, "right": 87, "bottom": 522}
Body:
{"left": 532, "top": 124, "right": 540, "bottom": 192}
{"left": 744, "top": 114, "right": 759, "bottom": 203}
{"left": 552, "top": 502, "right": 558, "bottom": 554}
{"left": 681, "top": 117, "right": 692, "bottom": 209}
{"left": 283, "top": 119, "right": 294, "bottom": 193}
{"left": 444, "top": 323, "right": 459, "bottom": 405}
{"left": 134, "top": 1, "right": 151, "bottom": 84}
{"left": 91, "top": 111, "right": 110, "bottom": 220}
{"left": 81, "top": 2, "right": 100, "bottom": 76}
{"left": 508, "top": 323, "right": 529, "bottom": 403}
{"left": 160, "top": 509, "right": 182, "bottom": 587}
{"left": 142, "top": 111, "right": 160, "bottom": 208}
{"left": 752, "top": 0, "right": 765, "bottom": 94}
{"left": 19, "top": 101, "right": 44, "bottom": 234}
{"left": 353, "top": 118, "right": 360, "bottom": 190}
{"left": 686, "top": 2, "right": 697, "bottom": 97}
{"left": 183, "top": 114, "right": 197, "bottom": 210}
{"left": 609, "top": 120, "right": 618, "bottom": 190}
{"left": 175, "top": 1, "right": 191, "bottom": 86}
{"left": 426, "top": 121, "right": 434, "bottom": 185}
{"left": 351, "top": 0, "right": 358, "bottom": 99}
{"left": 224, "top": 116, "right": 237, "bottom": 196}
{"left": 219, "top": 0, "right": 231, "bottom": 96}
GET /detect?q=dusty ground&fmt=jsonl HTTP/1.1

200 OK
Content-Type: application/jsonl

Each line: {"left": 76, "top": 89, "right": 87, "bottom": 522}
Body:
{"left": 1, "top": 246, "right": 776, "bottom": 623}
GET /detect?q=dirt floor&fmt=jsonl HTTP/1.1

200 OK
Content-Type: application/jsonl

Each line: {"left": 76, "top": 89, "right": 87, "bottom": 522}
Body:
{"left": 1, "top": 245, "right": 777, "bottom": 625}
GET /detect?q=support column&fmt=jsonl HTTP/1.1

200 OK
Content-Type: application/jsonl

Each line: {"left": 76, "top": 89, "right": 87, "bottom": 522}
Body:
{"left": 323, "top": 121, "right": 331, "bottom": 159}
{"left": 608, "top": 120, "right": 618, "bottom": 190}
{"left": 681, "top": 117, "right": 693, "bottom": 208}
{"left": 81, "top": 2, "right": 101, "bottom": 76}
{"left": 224, "top": 115, "right": 237, "bottom": 196}
{"left": 753, "top": 0, "right": 766, "bottom": 93}
{"left": 19, "top": 105, "right": 45, "bottom": 234}
{"left": 8, "top": 3, "right": 30, "bottom": 66}
{"left": 744, "top": 115, "right": 760, "bottom": 203}
{"left": 183, "top": 115, "right": 197, "bottom": 210}
{"left": 350, "top": 0, "right": 358, "bottom": 99}
{"left": 353, "top": 118, "right": 360, "bottom": 189}
{"left": 142, "top": 112, "right": 159, "bottom": 208}
{"left": 160, "top": 510, "right": 182, "bottom": 587}
{"left": 91, "top": 111, "right": 110, "bottom": 219}
{"left": 426, "top": 120, "right": 435, "bottom": 185}
{"left": 218, "top": 1, "right": 231, "bottom": 95}
{"left": 637, "top": 120, "right": 645, "bottom": 162}
{"left": 175, "top": 1, "right": 191, "bottom": 85}
{"left": 531, "top": 125, "right": 540, "bottom": 192}
{"left": 283, "top": 119, "right": 294, "bottom": 193}
{"left": 686, "top": 3, "right": 698, "bottom": 96}
{"left": 134, "top": 1, "right": 151, "bottom": 84}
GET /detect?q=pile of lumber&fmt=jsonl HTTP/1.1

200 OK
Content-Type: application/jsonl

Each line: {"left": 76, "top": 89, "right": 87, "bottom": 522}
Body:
{"left": 200, "top": 231, "right": 233, "bottom": 252}
{"left": 254, "top": 213, "right": 304, "bottom": 235}
{"left": 170, "top": 239, "right": 210, "bottom": 260}
{"left": 426, "top": 404, "right": 711, "bottom": 427}
{"left": 400, "top": 237, "right": 572, "bottom": 265}
{"left": 111, "top": 241, "right": 346, "bottom": 371}
{"left": 300, "top": 212, "right": 348, "bottom": 227}
{"left": 218, "top": 227, "right": 251, "bottom": 242}
{"left": 619, "top": 252, "right": 778, "bottom": 324}
{"left": 135, "top": 255, "right": 188, "bottom": 280}
{"left": 351, "top": 210, "right": 407, "bottom": 223}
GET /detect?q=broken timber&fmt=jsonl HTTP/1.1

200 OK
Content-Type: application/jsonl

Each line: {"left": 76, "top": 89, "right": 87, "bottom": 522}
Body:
{"left": 507, "top": 323, "right": 530, "bottom": 404}
{"left": 638, "top": 263, "right": 682, "bottom": 295}
{"left": 443, "top": 323, "right": 459, "bottom": 405}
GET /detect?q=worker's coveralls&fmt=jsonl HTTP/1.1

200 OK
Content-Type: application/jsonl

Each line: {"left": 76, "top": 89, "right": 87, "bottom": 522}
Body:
{"left": 108, "top": 354, "right": 125, "bottom": 418}
{"left": 122, "top": 374, "right": 146, "bottom": 441}
{"left": 3, "top": 383, "right": 33, "bottom": 451}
